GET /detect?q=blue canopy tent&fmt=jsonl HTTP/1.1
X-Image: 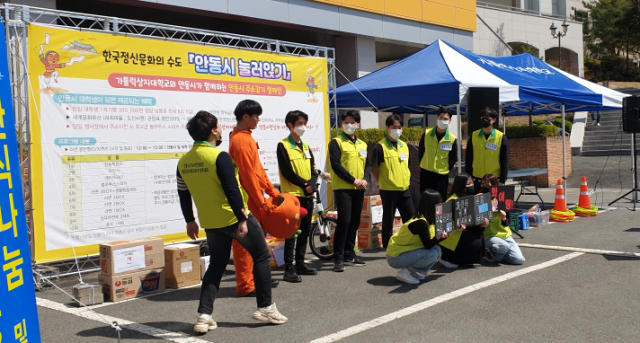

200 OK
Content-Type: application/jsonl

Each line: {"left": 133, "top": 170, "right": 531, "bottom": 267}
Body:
{"left": 331, "top": 39, "right": 628, "bottom": 180}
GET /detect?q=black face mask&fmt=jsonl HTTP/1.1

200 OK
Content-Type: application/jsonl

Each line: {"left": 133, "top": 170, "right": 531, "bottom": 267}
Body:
{"left": 481, "top": 118, "right": 492, "bottom": 128}
{"left": 465, "top": 185, "right": 476, "bottom": 195}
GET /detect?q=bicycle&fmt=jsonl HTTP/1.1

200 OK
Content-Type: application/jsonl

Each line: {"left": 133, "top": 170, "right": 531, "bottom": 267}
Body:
{"left": 308, "top": 169, "right": 338, "bottom": 260}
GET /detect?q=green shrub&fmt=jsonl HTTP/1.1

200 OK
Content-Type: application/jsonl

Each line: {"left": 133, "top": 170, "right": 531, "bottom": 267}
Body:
{"left": 553, "top": 117, "right": 572, "bottom": 133}
{"left": 532, "top": 119, "right": 545, "bottom": 125}
{"left": 331, "top": 127, "right": 424, "bottom": 144}
{"left": 498, "top": 124, "right": 558, "bottom": 138}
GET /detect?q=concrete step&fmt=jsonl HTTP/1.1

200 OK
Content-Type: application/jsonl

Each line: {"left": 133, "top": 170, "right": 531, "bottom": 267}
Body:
{"left": 581, "top": 149, "right": 631, "bottom": 156}
{"left": 583, "top": 134, "right": 632, "bottom": 141}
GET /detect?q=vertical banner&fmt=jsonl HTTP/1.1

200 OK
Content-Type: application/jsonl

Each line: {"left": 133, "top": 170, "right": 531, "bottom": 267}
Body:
{"left": 27, "top": 24, "right": 330, "bottom": 262}
{"left": 0, "top": 22, "right": 42, "bottom": 342}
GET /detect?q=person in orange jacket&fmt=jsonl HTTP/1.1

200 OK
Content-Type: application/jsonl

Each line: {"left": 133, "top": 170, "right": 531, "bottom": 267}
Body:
{"left": 229, "top": 99, "right": 280, "bottom": 296}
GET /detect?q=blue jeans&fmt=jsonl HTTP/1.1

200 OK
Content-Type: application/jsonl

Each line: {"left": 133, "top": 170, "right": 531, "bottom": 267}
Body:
{"left": 591, "top": 111, "right": 601, "bottom": 124}
{"left": 386, "top": 245, "right": 441, "bottom": 274}
{"left": 486, "top": 236, "right": 525, "bottom": 265}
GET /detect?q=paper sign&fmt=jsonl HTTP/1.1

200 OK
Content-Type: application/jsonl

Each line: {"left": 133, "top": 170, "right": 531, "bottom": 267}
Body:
{"left": 113, "top": 245, "right": 145, "bottom": 274}
{"left": 435, "top": 201, "right": 453, "bottom": 237}
{"left": 453, "top": 196, "right": 474, "bottom": 229}
{"left": 181, "top": 261, "right": 193, "bottom": 273}
{"left": 371, "top": 204, "right": 383, "bottom": 224}
{"left": 272, "top": 244, "right": 285, "bottom": 266}
{"left": 490, "top": 186, "right": 515, "bottom": 211}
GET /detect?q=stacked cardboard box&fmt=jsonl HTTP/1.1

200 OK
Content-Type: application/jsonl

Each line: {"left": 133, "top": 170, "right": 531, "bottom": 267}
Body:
{"left": 358, "top": 195, "right": 382, "bottom": 250}
{"left": 98, "top": 237, "right": 166, "bottom": 302}
{"left": 164, "top": 243, "right": 201, "bottom": 289}
{"left": 266, "top": 238, "right": 286, "bottom": 270}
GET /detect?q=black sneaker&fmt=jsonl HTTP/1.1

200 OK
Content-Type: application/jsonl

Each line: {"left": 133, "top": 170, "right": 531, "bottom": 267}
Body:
{"left": 283, "top": 267, "right": 302, "bottom": 283}
{"left": 295, "top": 263, "right": 318, "bottom": 275}
{"left": 271, "top": 279, "right": 280, "bottom": 288}
{"left": 344, "top": 256, "right": 366, "bottom": 266}
{"left": 333, "top": 261, "right": 344, "bottom": 272}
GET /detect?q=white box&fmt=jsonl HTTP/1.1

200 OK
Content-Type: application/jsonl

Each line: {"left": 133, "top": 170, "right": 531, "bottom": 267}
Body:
{"left": 200, "top": 256, "right": 210, "bottom": 279}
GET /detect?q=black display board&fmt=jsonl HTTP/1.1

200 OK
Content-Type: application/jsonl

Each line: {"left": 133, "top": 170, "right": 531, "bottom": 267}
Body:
{"left": 435, "top": 201, "right": 453, "bottom": 237}
{"left": 489, "top": 185, "right": 516, "bottom": 211}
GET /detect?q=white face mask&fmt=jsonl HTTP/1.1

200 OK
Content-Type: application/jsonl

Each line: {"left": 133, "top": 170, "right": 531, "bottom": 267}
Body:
{"left": 389, "top": 128, "right": 402, "bottom": 140}
{"left": 437, "top": 120, "right": 450, "bottom": 130}
{"left": 342, "top": 123, "right": 357, "bottom": 135}
{"left": 293, "top": 125, "right": 306, "bottom": 137}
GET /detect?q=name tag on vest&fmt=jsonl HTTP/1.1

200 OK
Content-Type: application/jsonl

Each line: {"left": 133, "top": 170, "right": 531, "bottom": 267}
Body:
{"left": 485, "top": 142, "right": 498, "bottom": 151}
{"left": 359, "top": 149, "right": 367, "bottom": 158}
{"left": 439, "top": 143, "right": 452, "bottom": 151}
{"left": 304, "top": 150, "right": 311, "bottom": 159}
{"left": 400, "top": 154, "right": 408, "bottom": 161}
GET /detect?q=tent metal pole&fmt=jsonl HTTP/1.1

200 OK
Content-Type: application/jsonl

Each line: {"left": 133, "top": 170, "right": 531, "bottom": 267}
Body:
{"left": 457, "top": 104, "right": 462, "bottom": 174}
{"left": 561, "top": 104, "right": 566, "bottom": 187}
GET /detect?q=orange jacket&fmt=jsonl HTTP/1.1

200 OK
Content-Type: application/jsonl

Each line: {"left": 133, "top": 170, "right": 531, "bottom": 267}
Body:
{"left": 229, "top": 128, "right": 278, "bottom": 211}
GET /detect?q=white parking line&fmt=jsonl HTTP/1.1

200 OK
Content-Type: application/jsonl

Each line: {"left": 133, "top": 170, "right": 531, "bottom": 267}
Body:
{"left": 519, "top": 243, "right": 640, "bottom": 258}
{"left": 308, "top": 252, "right": 584, "bottom": 343}
{"left": 37, "top": 297, "right": 211, "bottom": 343}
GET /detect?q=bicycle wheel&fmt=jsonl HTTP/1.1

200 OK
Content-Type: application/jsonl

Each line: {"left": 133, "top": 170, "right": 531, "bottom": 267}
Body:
{"left": 309, "top": 216, "right": 337, "bottom": 260}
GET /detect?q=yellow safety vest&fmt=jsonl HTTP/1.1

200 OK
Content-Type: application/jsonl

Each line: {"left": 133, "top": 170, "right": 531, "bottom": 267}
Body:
{"left": 330, "top": 133, "right": 368, "bottom": 190}
{"left": 420, "top": 127, "right": 456, "bottom": 175}
{"left": 483, "top": 213, "right": 512, "bottom": 240}
{"left": 177, "top": 142, "right": 250, "bottom": 229}
{"left": 386, "top": 216, "right": 435, "bottom": 258}
{"left": 378, "top": 136, "right": 411, "bottom": 191}
{"left": 439, "top": 194, "right": 463, "bottom": 251}
{"left": 471, "top": 128, "right": 503, "bottom": 179}
{"left": 279, "top": 135, "right": 312, "bottom": 197}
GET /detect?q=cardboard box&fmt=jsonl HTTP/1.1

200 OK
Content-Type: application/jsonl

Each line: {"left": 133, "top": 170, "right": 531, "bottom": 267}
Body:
{"left": 392, "top": 217, "right": 403, "bottom": 234}
{"left": 200, "top": 256, "right": 210, "bottom": 280}
{"left": 99, "top": 268, "right": 165, "bottom": 302}
{"left": 72, "top": 283, "right": 103, "bottom": 306}
{"left": 164, "top": 243, "right": 201, "bottom": 289}
{"left": 100, "top": 237, "right": 165, "bottom": 276}
{"left": 357, "top": 229, "right": 381, "bottom": 250}
{"left": 266, "top": 239, "right": 286, "bottom": 270}
{"left": 362, "top": 195, "right": 382, "bottom": 214}
{"left": 359, "top": 215, "right": 382, "bottom": 232}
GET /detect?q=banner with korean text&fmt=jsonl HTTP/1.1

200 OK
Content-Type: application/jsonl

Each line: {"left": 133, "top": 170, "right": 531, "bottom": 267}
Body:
{"left": 0, "top": 22, "right": 42, "bottom": 342}
{"left": 27, "top": 24, "right": 330, "bottom": 262}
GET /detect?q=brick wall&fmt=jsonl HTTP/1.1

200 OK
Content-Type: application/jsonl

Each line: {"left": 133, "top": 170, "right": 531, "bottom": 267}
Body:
{"left": 508, "top": 136, "right": 572, "bottom": 187}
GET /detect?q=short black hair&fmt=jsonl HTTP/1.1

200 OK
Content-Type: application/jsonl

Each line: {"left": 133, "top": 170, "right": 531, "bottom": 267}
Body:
{"left": 187, "top": 111, "right": 218, "bottom": 141}
{"left": 437, "top": 107, "right": 451, "bottom": 117}
{"left": 284, "top": 110, "right": 309, "bottom": 128}
{"left": 340, "top": 110, "right": 360, "bottom": 124}
{"left": 449, "top": 173, "right": 472, "bottom": 199}
{"left": 234, "top": 99, "right": 263, "bottom": 121}
{"left": 413, "top": 189, "right": 442, "bottom": 224}
{"left": 480, "top": 107, "right": 498, "bottom": 119}
{"left": 385, "top": 114, "right": 403, "bottom": 127}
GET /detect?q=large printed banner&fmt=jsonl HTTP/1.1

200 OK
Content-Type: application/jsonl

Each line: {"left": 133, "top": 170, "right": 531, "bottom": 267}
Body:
{"left": 0, "top": 22, "right": 42, "bottom": 342}
{"left": 27, "top": 24, "right": 329, "bottom": 262}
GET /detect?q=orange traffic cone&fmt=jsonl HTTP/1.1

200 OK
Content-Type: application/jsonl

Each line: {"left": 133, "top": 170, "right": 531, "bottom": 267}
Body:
{"left": 550, "top": 179, "right": 575, "bottom": 222}
{"left": 572, "top": 176, "right": 599, "bottom": 217}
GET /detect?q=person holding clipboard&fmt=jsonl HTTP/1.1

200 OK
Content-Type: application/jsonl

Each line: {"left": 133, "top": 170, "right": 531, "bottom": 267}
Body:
{"left": 465, "top": 107, "right": 509, "bottom": 189}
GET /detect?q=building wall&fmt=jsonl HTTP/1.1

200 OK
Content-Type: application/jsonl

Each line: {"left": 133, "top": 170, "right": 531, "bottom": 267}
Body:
{"left": 475, "top": 6, "right": 584, "bottom": 76}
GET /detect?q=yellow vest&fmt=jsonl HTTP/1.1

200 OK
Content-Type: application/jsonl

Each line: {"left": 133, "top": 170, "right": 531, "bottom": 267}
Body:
{"left": 279, "top": 135, "right": 312, "bottom": 197}
{"left": 471, "top": 128, "right": 503, "bottom": 179}
{"left": 378, "top": 136, "right": 411, "bottom": 191}
{"left": 483, "top": 213, "right": 512, "bottom": 240}
{"left": 386, "top": 217, "right": 435, "bottom": 258}
{"left": 177, "top": 142, "right": 250, "bottom": 229}
{"left": 420, "top": 127, "right": 456, "bottom": 175}
{"left": 439, "top": 194, "right": 463, "bottom": 251}
{"left": 330, "top": 133, "right": 368, "bottom": 190}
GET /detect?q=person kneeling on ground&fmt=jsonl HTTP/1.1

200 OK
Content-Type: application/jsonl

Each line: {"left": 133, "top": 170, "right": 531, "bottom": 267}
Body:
{"left": 480, "top": 174, "right": 525, "bottom": 265}
{"left": 177, "top": 111, "right": 287, "bottom": 334}
{"left": 439, "top": 173, "right": 489, "bottom": 269}
{"left": 386, "top": 189, "right": 449, "bottom": 284}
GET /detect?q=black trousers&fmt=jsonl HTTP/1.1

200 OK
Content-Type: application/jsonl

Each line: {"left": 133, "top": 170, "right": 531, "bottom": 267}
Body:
{"left": 284, "top": 196, "right": 314, "bottom": 266}
{"left": 333, "top": 189, "right": 365, "bottom": 262}
{"left": 420, "top": 168, "right": 449, "bottom": 201}
{"left": 440, "top": 226, "right": 485, "bottom": 265}
{"left": 379, "top": 189, "right": 414, "bottom": 248}
{"left": 199, "top": 213, "right": 272, "bottom": 313}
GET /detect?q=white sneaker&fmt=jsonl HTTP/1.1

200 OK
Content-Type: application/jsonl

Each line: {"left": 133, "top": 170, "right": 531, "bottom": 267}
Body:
{"left": 407, "top": 267, "right": 426, "bottom": 280}
{"left": 193, "top": 315, "right": 217, "bottom": 333}
{"left": 596, "top": 123, "right": 601, "bottom": 126}
{"left": 396, "top": 268, "right": 420, "bottom": 284}
{"left": 253, "top": 303, "right": 288, "bottom": 324}
{"left": 440, "top": 259, "right": 459, "bottom": 269}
